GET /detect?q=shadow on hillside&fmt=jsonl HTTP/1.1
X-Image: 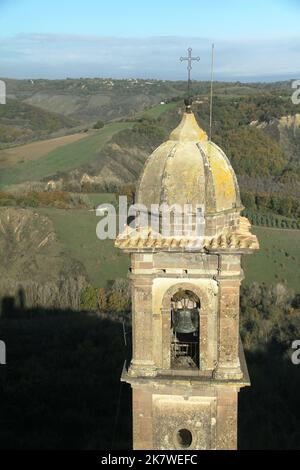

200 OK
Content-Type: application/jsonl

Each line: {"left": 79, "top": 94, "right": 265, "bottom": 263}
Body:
{"left": 239, "top": 343, "right": 300, "bottom": 450}
{"left": 0, "top": 295, "right": 132, "bottom": 450}
{"left": 1, "top": 296, "right": 299, "bottom": 449}
{"left": 1, "top": 288, "right": 27, "bottom": 318}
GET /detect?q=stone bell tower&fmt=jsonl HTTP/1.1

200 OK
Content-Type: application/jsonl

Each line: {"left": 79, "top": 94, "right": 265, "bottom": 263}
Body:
{"left": 115, "top": 101, "right": 259, "bottom": 450}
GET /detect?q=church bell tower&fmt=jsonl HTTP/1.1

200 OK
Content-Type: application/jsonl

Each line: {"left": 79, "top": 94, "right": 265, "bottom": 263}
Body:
{"left": 115, "top": 101, "right": 259, "bottom": 450}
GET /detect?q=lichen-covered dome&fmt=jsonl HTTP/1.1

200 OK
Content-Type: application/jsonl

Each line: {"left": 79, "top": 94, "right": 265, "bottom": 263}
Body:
{"left": 136, "top": 111, "right": 241, "bottom": 215}
{"left": 116, "top": 105, "right": 259, "bottom": 251}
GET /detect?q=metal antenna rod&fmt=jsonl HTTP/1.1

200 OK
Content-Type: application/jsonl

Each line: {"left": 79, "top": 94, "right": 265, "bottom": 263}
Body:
{"left": 209, "top": 43, "right": 215, "bottom": 141}
{"left": 122, "top": 320, "right": 127, "bottom": 346}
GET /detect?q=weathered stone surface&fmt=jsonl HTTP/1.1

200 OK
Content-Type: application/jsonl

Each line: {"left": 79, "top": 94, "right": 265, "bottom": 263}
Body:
{"left": 136, "top": 112, "right": 241, "bottom": 218}
{"left": 130, "top": 382, "right": 239, "bottom": 450}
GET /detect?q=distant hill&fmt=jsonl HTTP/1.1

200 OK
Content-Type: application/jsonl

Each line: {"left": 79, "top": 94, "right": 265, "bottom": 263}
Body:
{"left": 0, "top": 207, "right": 87, "bottom": 309}
{"left": 1, "top": 82, "right": 300, "bottom": 314}
{"left": 2, "top": 76, "right": 300, "bottom": 149}
{"left": 0, "top": 98, "right": 78, "bottom": 147}
{"left": 59, "top": 94, "right": 300, "bottom": 195}
{"left": 3, "top": 77, "right": 298, "bottom": 125}
{"left": 251, "top": 114, "right": 300, "bottom": 178}
{"left": 1, "top": 90, "right": 300, "bottom": 197}
{"left": 3, "top": 77, "right": 183, "bottom": 123}
{"left": 0, "top": 121, "right": 133, "bottom": 190}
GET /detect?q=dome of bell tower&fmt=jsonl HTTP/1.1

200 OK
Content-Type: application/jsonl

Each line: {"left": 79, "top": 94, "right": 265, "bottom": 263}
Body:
{"left": 136, "top": 105, "right": 241, "bottom": 218}
{"left": 116, "top": 102, "right": 258, "bottom": 250}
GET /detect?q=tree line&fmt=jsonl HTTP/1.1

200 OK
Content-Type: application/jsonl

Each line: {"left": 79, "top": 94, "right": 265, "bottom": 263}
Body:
{"left": 241, "top": 190, "right": 300, "bottom": 220}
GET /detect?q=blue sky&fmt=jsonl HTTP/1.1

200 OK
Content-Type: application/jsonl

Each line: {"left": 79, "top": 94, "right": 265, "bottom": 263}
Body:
{"left": 0, "top": 0, "right": 300, "bottom": 80}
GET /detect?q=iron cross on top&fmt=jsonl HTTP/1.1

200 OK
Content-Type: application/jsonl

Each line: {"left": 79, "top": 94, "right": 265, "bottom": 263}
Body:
{"left": 180, "top": 47, "right": 200, "bottom": 97}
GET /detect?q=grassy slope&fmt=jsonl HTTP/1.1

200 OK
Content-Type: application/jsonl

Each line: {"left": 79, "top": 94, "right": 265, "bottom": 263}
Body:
{"left": 84, "top": 192, "right": 116, "bottom": 208}
{"left": 1, "top": 96, "right": 299, "bottom": 291}
{"left": 136, "top": 102, "right": 178, "bottom": 119}
{"left": 0, "top": 98, "right": 77, "bottom": 147}
{"left": 34, "top": 203, "right": 300, "bottom": 292}
{"left": 0, "top": 133, "right": 88, "bottom": 170}
{"left": 0, "top": 122, "right": 133, "bottom": 189}
{"left": 243, "top": 226, "right": 300, "bottom": 291}
{"left": 0, "top": 98, "right": 76, "bottom": 129}
{"left": 37, "top": 205, "right": 129, "bottom": 288}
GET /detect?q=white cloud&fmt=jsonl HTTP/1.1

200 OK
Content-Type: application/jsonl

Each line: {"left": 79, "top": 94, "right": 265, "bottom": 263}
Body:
{"left": 0, "top": 33, "right": 300, "bottom": 80}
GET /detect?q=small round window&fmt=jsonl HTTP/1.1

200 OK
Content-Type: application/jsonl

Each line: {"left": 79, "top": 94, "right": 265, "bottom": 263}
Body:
{"left": 177, "top": 428, "right": 193, "bottom": 448}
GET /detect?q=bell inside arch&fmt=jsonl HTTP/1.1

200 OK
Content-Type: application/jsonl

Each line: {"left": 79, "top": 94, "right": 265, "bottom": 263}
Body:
{"left": 172, "top": 307, "right": 199, "bottom": 334}
{"left": 171, "top": 290, "right": 200, "bottom": 335}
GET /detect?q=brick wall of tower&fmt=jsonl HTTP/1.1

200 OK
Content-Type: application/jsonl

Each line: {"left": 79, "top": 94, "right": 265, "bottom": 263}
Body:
{"left": 132, "top": 387, "right": 153, "bottom": 450}
{"left": 126, "top": 249, "right": 248, "bottom": 450}
{"left": 130, "top": 275, "right": 155, "bottom": 374}
{"left": 131, "top": 383, "right": 239, "bottom": 450}
{"left": 216, "top": 387, "right": 238, "bottom": 449}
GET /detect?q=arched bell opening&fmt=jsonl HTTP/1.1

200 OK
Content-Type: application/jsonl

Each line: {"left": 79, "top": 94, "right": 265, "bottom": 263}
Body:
{"left": 171, "top": 289, "right": 200, "bottom": 369}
